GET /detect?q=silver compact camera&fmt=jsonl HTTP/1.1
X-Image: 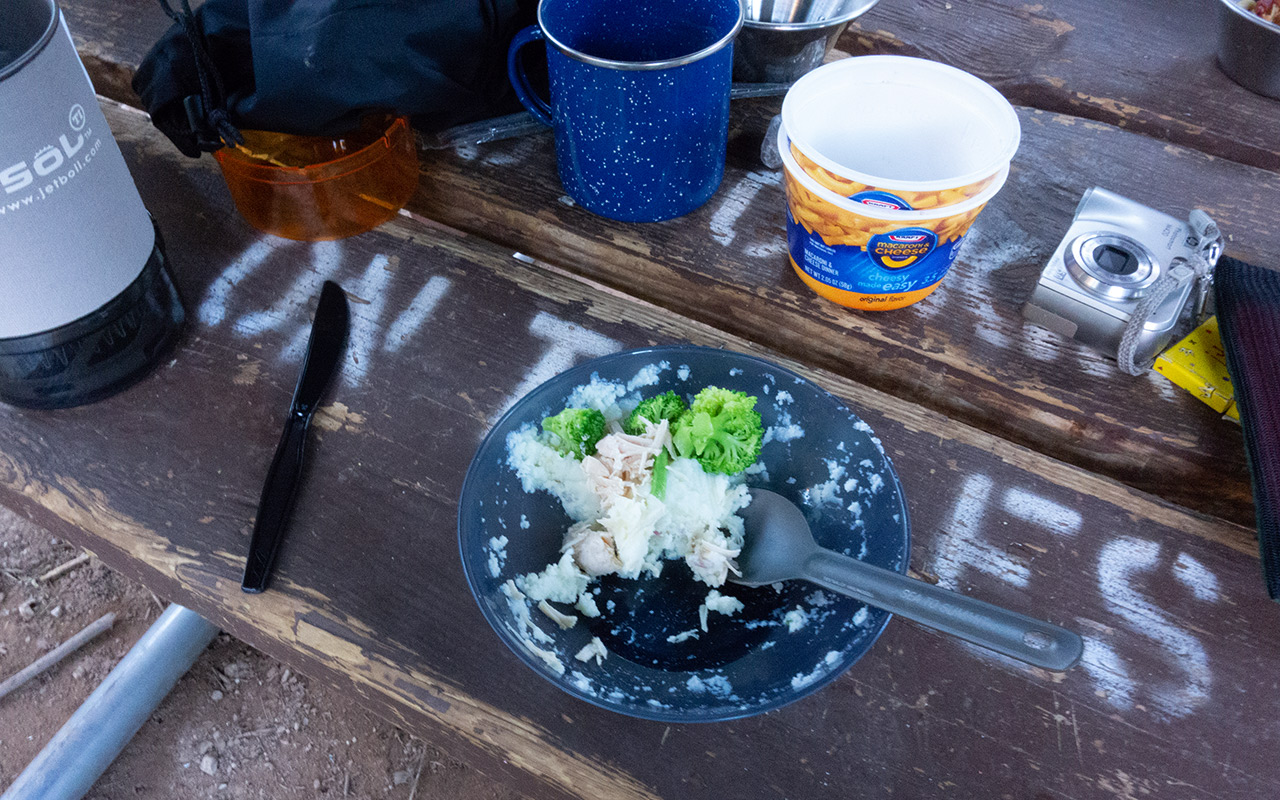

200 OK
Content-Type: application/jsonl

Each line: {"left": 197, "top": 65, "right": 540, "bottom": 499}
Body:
{"left": 1023, "top": 188, "right": 1222, "bottom": 372}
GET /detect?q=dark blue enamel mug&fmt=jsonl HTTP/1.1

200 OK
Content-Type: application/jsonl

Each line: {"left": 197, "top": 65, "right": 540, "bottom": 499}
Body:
{"left": 508, "top": 0, "right": 744, "bottom": 222}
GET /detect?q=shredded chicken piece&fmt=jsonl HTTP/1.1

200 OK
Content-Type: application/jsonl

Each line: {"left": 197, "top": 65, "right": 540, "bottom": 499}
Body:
{"left": 574, "top": 636, "right": 608, "bottom": 665}
{"left": 562, "top": 520, "right": 621, "bottom": 576}
{"left": 581, "top": 420, "right": 671, "bottom": 508}
{"left": 686, "top": 533, "right": 742, "bottom": 587}
{"left": 565, "top": 421, "right": 673, "bottom": 577}
{"left": 537, "top": 600, "right": 578, "bottom": 630}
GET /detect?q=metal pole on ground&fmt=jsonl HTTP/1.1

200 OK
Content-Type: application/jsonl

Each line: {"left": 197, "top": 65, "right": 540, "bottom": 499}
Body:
{"left": 1, "top": 604, "right": 219, "bottom": 800}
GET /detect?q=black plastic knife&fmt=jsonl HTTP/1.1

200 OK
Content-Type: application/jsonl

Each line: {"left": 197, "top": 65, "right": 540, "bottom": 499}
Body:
{"left": 242, "top": 280, "right": 350, "bottom": 593}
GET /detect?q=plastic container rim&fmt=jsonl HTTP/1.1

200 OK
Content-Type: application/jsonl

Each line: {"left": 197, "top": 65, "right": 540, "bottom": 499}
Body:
{"left": 781, "top": 55, "right": 1020, "bottom": 192}
{"left": 777, "top": 123, "right": 1009, "bottom": 221}
{"left": 214, "top": 116, "right": 410, "bottom": 185}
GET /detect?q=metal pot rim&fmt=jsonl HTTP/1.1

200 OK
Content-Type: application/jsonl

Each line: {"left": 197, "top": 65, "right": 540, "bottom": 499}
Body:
{"left": 741, "top": 0, "right": 882, "bottom": 33}
{"left": 538, "top": 0, "right": 744, "bottom": 71}
{"left": 1216, "top": 0, "right": 1280, "bottom": 32}
{"left": 0, "top": 0, "right": 58, "bottom": 81}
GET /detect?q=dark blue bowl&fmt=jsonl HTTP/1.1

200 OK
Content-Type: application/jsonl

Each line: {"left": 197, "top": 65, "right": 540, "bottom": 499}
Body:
{"left": 458, "top": 346, "right": 910, "bottom": 721}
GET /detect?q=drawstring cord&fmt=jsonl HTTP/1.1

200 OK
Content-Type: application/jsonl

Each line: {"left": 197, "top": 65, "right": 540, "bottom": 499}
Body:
{"left": 156, "top": 0, "right": 243, "bottom": 151}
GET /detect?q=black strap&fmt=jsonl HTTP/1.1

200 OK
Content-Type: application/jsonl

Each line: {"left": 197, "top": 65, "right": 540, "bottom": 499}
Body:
{"left": 155, "top": 0, "right": 243, "bottom": 151}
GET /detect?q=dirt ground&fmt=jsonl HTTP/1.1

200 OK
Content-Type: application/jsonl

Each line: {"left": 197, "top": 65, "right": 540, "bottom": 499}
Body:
{"left": 0, "top": 506, "right": 528, "bottom": 800}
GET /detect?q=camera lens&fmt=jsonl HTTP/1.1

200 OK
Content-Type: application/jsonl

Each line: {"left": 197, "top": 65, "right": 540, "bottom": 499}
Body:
{"left": 1064, "top": 233, "right": 1157, "bottom": 301}
{"left": 1092, "top": 244, "right": 1138, "bottom": 276}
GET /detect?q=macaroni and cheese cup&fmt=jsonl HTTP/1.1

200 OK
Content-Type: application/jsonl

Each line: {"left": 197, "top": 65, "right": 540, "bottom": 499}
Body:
{"left": 781, "top": 55, "right": 1019, "bottom": 212}
{"left": 779, "top": 125, "right": 1008, "bottom": 310}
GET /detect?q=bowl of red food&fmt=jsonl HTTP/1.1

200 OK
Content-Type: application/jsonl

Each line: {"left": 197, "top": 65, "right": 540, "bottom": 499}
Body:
{"left": 1217, "top": 0, "right": 1280, "bottom": 100}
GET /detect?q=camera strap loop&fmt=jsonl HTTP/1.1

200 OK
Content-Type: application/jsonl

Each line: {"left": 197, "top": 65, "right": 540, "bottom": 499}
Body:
{"left": 1189, "top": 209, "right": 1224, "bottom": 318}
{"left": 1115, "top": 209, "right": 1223, "bottom": 376}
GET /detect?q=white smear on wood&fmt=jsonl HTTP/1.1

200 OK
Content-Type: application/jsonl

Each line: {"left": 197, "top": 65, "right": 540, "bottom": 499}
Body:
{"left": 949, "top": 219, "right": 1039, "bottom": 341}
{"left": 1018, "top": 319, "right": 1065, "bottom": 363}
{"left": 1079, "top": 635, "right": 1136, "bottom": 712}
{"left": 957, "top": 219, "right": 1036, "bottom": 278}
{"left": 910, "top": 281, "right": 951, "bottom": 321}
{"left": 198, "top": 237, "right": 280, "bottom": 326}
{"left": 1073, "top": 347, "right": 1115, "bottom": 379}
{"left": 709, "top": 171, "right": 779, "bottom": 247}
{"left": 235, "top": 240, "right": 343, "bottom": 339}
{"left": 745, "top": 239, "right": 787, "bottom": 259}
{"left": 337, "top": 254, "right": 394, "bottom": 387}
{"left": 1173, "top": 552, "right": 1221, "bottom": 603}
{"left": 1147, "top": 368, "right": 1182, "bottom": 403}
{"left": 1096, "top": 537, "right": 1210, "bottom": 719}
{"left": 490, "top": 312, "right": 621, "bottom": 423}
{"left": 973, "top": 318, "right": 1011, "bottom": 350}
{"left": 383, "top": 276, "right": 451, "bottom": 353}
{"left": 933, "top": 475, "right": 1030, "bottom": 589}
{"left": 1000, "top": 488, "right": 1081, "bottom": 537}
{"left": 283, "top": 324, "right": 313, "bottom": 366}
{"left": 914, "top": 228, "right": 1003, "bottom": 323}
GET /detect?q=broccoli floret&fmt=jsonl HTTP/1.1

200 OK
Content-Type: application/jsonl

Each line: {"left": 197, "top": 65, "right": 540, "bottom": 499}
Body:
{"left": 670, "top": 387, "right": 764, "bottom": 474}
{"left": 623, "top": 390, "right": 688, "bottom": 436}
{"left": 541, "top": 407, "right": 606, "bottom": 459}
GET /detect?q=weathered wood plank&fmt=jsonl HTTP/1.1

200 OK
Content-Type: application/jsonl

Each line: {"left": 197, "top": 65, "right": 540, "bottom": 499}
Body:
{"left": 842, "top": 0, "right": 1280, "bottom": 171}
{"left": 2, "top": 98, "right": 1277, "bottom": 800}
{"left": 62, "top": 0, "right": 171, "bottom": 107}
{"left": 58, "top": 0, "right": 1267, "bottom": 529}
{"left": 408, "top": 99, "right": 1270, "bottom": 529}
{"left": 65, "top": 0, "right": 1280, "bottom": 173}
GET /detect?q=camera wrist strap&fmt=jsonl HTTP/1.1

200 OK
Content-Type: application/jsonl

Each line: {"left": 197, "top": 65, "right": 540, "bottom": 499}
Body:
{"left": 1115, "top": 210, "right": 1222, "bottom": 376}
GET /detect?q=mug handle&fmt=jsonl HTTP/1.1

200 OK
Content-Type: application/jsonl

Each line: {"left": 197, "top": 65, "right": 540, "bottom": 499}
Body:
{"left": 507, "top": 26, "right": 553, "bottom": 127}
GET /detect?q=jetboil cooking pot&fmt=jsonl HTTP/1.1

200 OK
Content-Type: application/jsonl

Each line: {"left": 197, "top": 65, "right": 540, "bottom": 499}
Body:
{"left": 0, "top": 0, "right": 184, "bottom": 409}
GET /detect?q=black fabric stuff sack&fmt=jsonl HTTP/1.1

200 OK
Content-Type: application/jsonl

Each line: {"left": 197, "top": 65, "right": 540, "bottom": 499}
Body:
{"left": 1215, "top": 255, "right": 1280, "bottom": 601}
{"left": 133, "top": 0, "right": 535, "bottom": 157}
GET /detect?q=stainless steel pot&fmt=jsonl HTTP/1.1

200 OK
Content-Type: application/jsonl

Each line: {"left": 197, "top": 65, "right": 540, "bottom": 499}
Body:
{"left": 733, "top": 0, "right": 883, "bottom": 84}
{"left": 0, "top": 0, "right": 184, "bottom": 408}
{"left": 1216, "top": 0, "right": 1280, "bottom": 100}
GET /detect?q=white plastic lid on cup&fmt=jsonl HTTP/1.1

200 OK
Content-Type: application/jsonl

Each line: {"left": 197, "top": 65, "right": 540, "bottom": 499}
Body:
{"left": 781, "top": 55, "right": 1021, "bottom": 193}
{"left": 777, "top": 123, "right": 1010, "bottom": 221}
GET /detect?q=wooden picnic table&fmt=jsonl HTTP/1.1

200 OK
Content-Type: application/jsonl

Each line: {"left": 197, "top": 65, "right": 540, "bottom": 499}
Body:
{"left": 5, "top": 0, "right": 1280, "bottom": 797}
